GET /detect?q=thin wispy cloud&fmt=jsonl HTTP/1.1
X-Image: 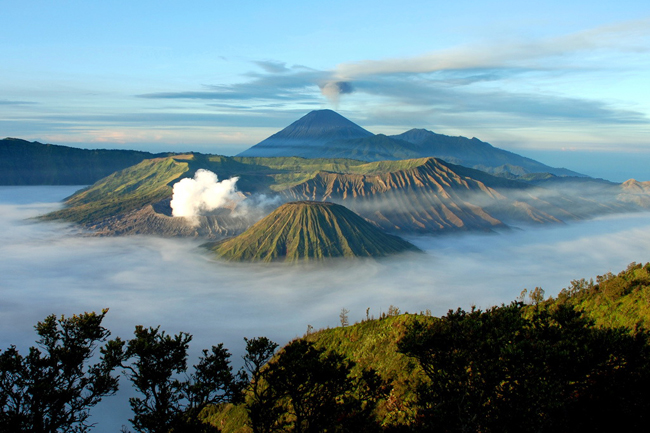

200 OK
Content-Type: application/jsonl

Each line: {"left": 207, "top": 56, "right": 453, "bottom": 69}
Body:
{"left": 331, "top": 18, "right": 650, "bottom": 79}
{"left": 0, "top": 99, "right": 36, "bottom": 106}
{"left": 133, "top": 18, "right": 649, "bottom": 130}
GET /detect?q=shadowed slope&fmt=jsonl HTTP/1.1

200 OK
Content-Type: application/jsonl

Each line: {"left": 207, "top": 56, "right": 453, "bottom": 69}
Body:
{"left": 237, "top": 109, "right": 374, "bottom": 157}
{"left": 391, "top": 129, "right": 583, "bottom": 177}
{"left": 210, "top": 201, "right": 420, "bottom": 263}
{"left": 0, "top": 138, "right": 169, "bottom": 185}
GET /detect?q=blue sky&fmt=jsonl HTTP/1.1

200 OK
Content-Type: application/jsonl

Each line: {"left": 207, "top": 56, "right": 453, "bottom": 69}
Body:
{"left": 2, "top": 0, "right": 649, "bottom": 180}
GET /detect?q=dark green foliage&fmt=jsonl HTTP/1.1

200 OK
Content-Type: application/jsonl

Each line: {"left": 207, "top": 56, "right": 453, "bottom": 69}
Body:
{"left": 398, "top": 302, "right": 650, "bottom": 432}
{"left": 122, "top": 326, "right": 244, "bottom": 433}
{"left": 246, "top": 340, "right": 383, "bottom": 433}
{"left": 0, "top": 310, "right": 123, "bottom": 433}
{"left": 241, "top": 337, "right": 279, "bottom": 433}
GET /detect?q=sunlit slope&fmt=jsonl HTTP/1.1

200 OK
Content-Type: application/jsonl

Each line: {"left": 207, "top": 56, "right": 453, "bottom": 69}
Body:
{"left": 42, "top": 154, "right": 639, "bottom": 237}
{"left": 42, "top": 157, "right": 190, "bottom": 224}
{"left": 618, "top": 179, "right": 650, "bottom": 207}
{"left": 279, "top": 157, "right": 569, "bottom": 232}
{"left": 211, "top": 201, "right": 420, "bottom": 262}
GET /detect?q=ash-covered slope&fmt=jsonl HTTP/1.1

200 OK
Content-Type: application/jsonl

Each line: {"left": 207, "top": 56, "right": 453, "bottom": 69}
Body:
{"left": 210, "top": 201, "right": 419, "bottom": 263}
{"left": 237, "top": 109, "right": 374, "bottom": 157}
{"left": 279, "top": 157, "right": 630, "bottom": 233}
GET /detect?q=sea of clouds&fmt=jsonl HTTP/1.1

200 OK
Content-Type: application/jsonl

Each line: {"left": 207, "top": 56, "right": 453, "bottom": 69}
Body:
{"left": 2, "top": 185, "right": 650, "bottom": 431}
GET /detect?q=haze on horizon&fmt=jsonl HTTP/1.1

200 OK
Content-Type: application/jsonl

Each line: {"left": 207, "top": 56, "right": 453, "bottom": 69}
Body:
{"left": 2, "top": 1, "right": 649, "bottom": 181}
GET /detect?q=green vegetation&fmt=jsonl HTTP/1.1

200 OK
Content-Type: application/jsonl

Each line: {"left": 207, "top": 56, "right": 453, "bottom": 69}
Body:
{"left": 303, "top": 312, "right": 431, "bottom": 428}
{"left": 42, "top": 157, "right": 190, "bottom": 224}
{"left": 5, "top": 264, "right": 650, "bottom": 431}
{"left": 210, "top": 201, "right": 420, "bottom": 262}
{"left": 121, "top": 326, "right": 244, "bottom": 433}
{"left": 399, "top": 302, "right": 650, "bottom": 432}
{"left": 0, "top": 310, "right": 123, "bottom": 433}
{"left": 551, "top": 261, "right": 650, "bottom": 329}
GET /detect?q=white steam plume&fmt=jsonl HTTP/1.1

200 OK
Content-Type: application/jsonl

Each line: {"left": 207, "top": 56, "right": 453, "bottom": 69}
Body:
{"left": 170, "top": 169, "right": 243, "bottom": 224}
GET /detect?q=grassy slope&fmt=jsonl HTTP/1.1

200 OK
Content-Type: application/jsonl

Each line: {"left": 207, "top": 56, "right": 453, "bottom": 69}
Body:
{"left": 41, "top": 154, "right": 440, "bottom": 226}
{"left": 211, "top": 201, "right": 419, "bottom": 262}
{"left": 204, "top": 313, "right": 434, "bottom": 432}
{"left": 42, "top": 157, "right": 190, "bottom": 223}
{"left": 303, "top": 313, "right": 433, "bottom": 427}
{"left": 549, "top": 262, "right": 650, "bottom": 329}
{"left": 205, "top": 261, "right": 650, "bottom": 431}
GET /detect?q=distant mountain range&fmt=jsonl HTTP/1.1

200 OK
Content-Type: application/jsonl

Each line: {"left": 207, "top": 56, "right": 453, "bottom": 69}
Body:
{"left": 238, "top": 109, "right": 583, "bottom": 177}
{"left": 0, "top": 138, "right": 171, "bottom": 185}
{"left": 7, "top": 110, "right": 649, "bottom": 242}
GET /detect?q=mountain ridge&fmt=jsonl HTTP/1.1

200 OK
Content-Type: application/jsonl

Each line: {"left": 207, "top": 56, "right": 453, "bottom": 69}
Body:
{"left": 0, "top": 137, "right": 171, "bottom": 185}
{"left": 237, "top": 110, "right": 583, "bottom": 177}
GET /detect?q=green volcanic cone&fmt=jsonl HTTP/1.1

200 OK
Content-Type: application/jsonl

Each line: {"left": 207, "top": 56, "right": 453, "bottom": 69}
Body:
{"left": 210, "top": 201, "right": 420, "bottom": 263}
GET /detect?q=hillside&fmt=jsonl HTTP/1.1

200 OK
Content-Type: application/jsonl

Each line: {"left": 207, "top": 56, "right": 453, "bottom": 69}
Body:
{"left": 42, "top": 154, "right": 645, "bottom": 238}
{"left": 551, "top": 261, "right": 650, "bottom": 329}
{"left": 0, "top": 138, "right": 169, "bottom": 185}
{"left": 206, "top": 261, "right": 650, "bottom": 432}
{"left": 391, "top": 129, "right": 582, "bottom": 177}
{"left": 236, "top": 110, "right": 583, "bottom": 177}
{"left": 209, "top": 201, "right": 420, "bottom": 262}
{"left": 279, "top": 157, "right": 622, "bottom": 233}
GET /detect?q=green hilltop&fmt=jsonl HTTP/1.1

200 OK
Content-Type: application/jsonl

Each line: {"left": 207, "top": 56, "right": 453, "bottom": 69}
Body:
{"left": 209, "top": 201, "right": 420, "bottom": 262}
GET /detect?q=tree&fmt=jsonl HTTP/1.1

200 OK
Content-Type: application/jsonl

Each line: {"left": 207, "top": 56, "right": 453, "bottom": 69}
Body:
{"left": 398, "top": 302, "right": 650, "bottom": 432}
{"left": 247, "top": 339, "right": 384, "bottom": 433}
{"left": 122, "top": 326, "right": 244, "bottom": 433}
{"left": 241, "top": 337, "right": 280, "bottom": 433}
{"left": 339, "top": 308, "right": 350, "bottom": 327}
{"left": 0, "top": 309, "right": 123, "bottom": 433}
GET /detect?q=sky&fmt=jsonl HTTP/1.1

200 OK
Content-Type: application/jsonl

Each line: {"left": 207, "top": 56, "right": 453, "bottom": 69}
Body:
{"left": 2, "top": 186, "right": 650, "bottom": 430}
{"left": 2, "top": 1, "right": 650, "bottom": 180}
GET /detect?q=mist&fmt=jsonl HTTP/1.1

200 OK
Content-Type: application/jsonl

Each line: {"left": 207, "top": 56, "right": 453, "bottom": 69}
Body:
{"left": 2, "top": 186, "right": 650, "bottom": 431}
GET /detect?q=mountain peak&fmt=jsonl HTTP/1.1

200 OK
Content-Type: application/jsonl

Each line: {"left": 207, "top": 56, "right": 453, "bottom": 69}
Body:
{"left": 209, "top": 201, "right": 419, "bottom": 262}
{"left": 237, "top": 110, "right": 373, "bottom": 157}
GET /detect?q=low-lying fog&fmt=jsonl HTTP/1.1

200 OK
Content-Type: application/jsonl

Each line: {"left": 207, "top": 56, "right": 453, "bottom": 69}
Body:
{"left": 2, "top": 185, "right": 650, "bottom": 431}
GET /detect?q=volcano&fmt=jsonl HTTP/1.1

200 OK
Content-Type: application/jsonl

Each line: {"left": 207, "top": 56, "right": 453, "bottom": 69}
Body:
{"left": 236, "top": 109, "right": 374, "bottom": 157}
{"left": 209, "top": 201, "right": 420, "bottom": 263}
{"left": 236, "top": 110, "right": 583, "bottom": 177}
